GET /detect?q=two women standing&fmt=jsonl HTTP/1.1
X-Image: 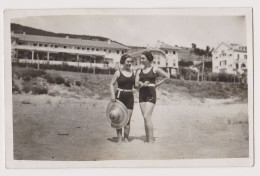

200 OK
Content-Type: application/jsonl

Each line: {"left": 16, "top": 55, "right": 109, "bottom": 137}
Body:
{"left": 110, "top": 51, "right": 169, "bottom": 143}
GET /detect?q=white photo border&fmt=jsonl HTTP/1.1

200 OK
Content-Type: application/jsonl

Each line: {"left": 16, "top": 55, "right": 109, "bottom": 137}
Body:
{"left": 4, "top": 8, "right": 254, "bottom": 168}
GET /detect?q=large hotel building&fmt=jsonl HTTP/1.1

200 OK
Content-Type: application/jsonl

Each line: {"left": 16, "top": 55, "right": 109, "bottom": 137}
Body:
{"left": 11, "top": 32, "right": 129, "bottom": 69}
{"left": 11, "top": 32, "right": 179, "bottom": 73}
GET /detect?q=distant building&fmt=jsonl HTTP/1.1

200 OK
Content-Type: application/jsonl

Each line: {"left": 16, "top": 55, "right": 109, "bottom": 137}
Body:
{"left": 130, "top": 41, "right": 179, "bottom": 75}
{"left": 11, "top": 32, "right": 129, "bottom": 68}
{"left": 156, "top": 41, "right": 179, "bottom": 69}
{"left": 127, "top": 46, "right": 146, "bottom": 54}
{"left": 212, "top": 42, "right": 247, "bottom": 74}
{"left": 131, "top": 48, "right": 166, "bottom": 68}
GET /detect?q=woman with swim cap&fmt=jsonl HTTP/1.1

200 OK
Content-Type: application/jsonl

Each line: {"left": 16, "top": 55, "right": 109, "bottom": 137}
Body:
{"left": 135, "top": 51, "right": 170, "bottom": 143}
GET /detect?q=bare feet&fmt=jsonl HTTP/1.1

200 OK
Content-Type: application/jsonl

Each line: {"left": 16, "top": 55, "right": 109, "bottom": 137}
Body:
{"left": 117, "top": 137, "right": 123, "bottom": 144}
{"left": 146, "top": 138, "right": 154, "bottom": 144}
{"left": 124, "top": 138, "right": 130, "bottom": 143}
{"left": 148, "top": 140, "right": 154, "bottom": 144}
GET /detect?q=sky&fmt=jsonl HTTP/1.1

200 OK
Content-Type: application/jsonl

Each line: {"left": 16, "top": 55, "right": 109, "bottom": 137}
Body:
{"left": 12, "top": 15, "right": 247, "bottom": 49}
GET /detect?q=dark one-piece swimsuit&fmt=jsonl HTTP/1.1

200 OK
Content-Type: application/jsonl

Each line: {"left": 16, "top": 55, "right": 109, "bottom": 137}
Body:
{"left": 115, "top": 70, "right": 135, "bottom": 110}
{"left": 139, "top": 67, "right": 157, "bottom": 104}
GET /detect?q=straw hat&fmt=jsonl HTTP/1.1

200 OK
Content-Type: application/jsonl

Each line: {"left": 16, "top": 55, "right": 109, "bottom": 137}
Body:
{"left": 106, "top": 100, "right": 129, "bottom": 129}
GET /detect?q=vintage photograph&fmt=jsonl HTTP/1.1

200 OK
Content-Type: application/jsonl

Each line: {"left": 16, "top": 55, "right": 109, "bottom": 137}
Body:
{"left": 4, "top": 8, "right": 253, "bottom": 167}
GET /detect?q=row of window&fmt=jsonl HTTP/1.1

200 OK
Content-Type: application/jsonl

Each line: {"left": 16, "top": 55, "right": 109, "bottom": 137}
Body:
{"left": 215, "top": 54, "right": 247, "bottom": 59}
{"left": 17, "top": 42, "right": 126, "bottom": 54}
{"left": 19, "top": 57, "right": 106, "bottom": 63}
{"left": 237, "top": 54, "right": 247, "bottom": 59}
{"left": 153, "top": 61, "right": 176, "bottom": 66}
{"left": 164, "top": 50, "right": 176, "bottom": 55}
{"left": 217, "top": 53, "right": 232, "bottom": 58}
{"left": 239, "top": 46, "right": 247, "bottom": 50}
{"left": 217, "top": 61, "right": 246, "bottom": 69}
{"left": 220, "top": 60, "right": 227, "bottom": 66}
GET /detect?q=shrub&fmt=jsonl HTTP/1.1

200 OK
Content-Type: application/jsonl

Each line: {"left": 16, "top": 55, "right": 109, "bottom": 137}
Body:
{"left": 178, "top": 60, "right": 193, "bottom": 67}
{"left": 65, "top": 80, "right": 71, "bottom": 87}
{"left": 217, "top": 73, "right": 237, "bottom": 82}
{"left": 33, "top": 85, "right": 48, "bottom": 94}
{"left": 22, "top": 69, "right": 46, "bottom": 79}
{"left": 12, "top": 82, "right": 21, "bottom": 94}
{"left": 21, "top": 99, "right": 31, "bottom": 104}
{"left": 12, "top": 62, "right": 116, "bottom": 75}
{"left": 23, "top": 83, "right": 33, "bottom": 93}
{"left": 12, "top": 67, "right": 46, "bottom": 83}
{"left": 224, "top": 86, "right": 231, "bottom": 91}
{"left": 238, "top": 82, "right": 248, "bottom": 90}
{"left": 48, "top": 91, "right": 59, "bottom": 97}
{"left": 44, "top": 74, "right": 56, "bottom": 84}
{"left": 55, "top": 76, "right": 65, "bottom": 84}
{"left": 23, "top": 83, "right": 48, "bottom": 94}
{"left": 22, "top": 77, "right": 48, "bottom": 94}
{"left": 75, "top": 81, "right": 81, "bottom": 87}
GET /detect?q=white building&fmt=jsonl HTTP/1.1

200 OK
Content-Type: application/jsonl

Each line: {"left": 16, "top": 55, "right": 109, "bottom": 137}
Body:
{"left": 156, "top": 41, "right": 179, "bottom": 69}
{"left": 212, "top": 42, "right": 247, "bottom": 74}
{"left": 130, "top": 41, "right": 179, "bottom": 75}
{"left": 11, "top": 33, "right": 129, "bottom": 68}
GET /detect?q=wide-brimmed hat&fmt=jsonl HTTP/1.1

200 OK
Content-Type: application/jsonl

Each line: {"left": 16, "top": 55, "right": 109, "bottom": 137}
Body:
{"left": 106, "top": 100, "right": 129, "bottom": 129}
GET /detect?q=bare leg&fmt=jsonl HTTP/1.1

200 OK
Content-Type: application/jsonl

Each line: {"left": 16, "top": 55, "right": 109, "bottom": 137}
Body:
{"left": 124, "top": 110, "right": 133, "bottom": 142}
{"left": 116, "top": 129, "right": 123, "bottom": 144}
{"left": 140, "top": 102, "right": 155, "bottom": 143}
{"left": 139, "top": 103, "right": 148, "bottom": 142}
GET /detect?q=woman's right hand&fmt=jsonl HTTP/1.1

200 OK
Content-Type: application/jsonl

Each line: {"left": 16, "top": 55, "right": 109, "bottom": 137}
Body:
{"left": 137, "top": 81, "right": 143, "bottom": 87}
{"left": 111, "top": 96, "right": 116, "bottom": 102}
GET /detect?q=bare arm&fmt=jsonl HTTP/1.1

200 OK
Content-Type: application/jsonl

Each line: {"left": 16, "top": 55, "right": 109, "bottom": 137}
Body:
{"left": 110, "top": 70, "right": 119, "bottom": 101}
{"left": 154, "top": 67, "right": 170, "bottom": 87}
{"left": 135, "top": 69, "right": 143, "bottom": 89}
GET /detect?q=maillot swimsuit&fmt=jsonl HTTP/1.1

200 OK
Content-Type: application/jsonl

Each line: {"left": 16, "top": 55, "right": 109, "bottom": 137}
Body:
{"left": 139, "top": 67, "right": 157, "bottom": 104}
{"left": 115, "top": 70, "right": 135, "bottom": 110}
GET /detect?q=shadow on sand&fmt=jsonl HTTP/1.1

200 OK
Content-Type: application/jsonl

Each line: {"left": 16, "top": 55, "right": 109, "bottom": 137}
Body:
{"left": 107, "top": 136, "right": 147, "bottom": 143}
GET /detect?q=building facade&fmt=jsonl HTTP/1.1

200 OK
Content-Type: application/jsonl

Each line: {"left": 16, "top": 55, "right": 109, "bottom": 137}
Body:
{"left": 156, "top": 41, "right": 179, "bottom": 69}
{"left": 130, "top": 41, "right": 179, "bottom": 75}
{"left": 11, "top": 33, "right": 129, "bottom": 69}
{"left": 212, "top": 42, "right": 247, "bottom": 74}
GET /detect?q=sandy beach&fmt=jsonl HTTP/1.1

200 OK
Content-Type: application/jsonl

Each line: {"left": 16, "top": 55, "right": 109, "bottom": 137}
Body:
{"left": 12, "top": 89, "right": 249, "bottom": 161}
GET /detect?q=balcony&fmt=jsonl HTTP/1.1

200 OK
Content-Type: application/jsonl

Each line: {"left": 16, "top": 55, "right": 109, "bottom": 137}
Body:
{"left": 219, "top": 68, "right": 227, "bottom": 73}
{"left": 18, "top": 59, "right": 107, "bottom": 68}
{"left": 12, "top": 44, "right": 108, "bottom": 56}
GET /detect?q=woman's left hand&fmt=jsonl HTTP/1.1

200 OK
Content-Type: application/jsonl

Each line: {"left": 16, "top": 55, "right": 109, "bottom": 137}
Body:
{"left": 144, "top": 81, "right": 150, "bottom": 87}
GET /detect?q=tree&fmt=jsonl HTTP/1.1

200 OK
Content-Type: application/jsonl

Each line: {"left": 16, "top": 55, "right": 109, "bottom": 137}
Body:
{"left": 205, "top": 46, "right": 210, "bottom": 56}
{"left": 191, "top": 43, "right": 197, "bottom": 49}
{"left": 209, "top": 48, "right": 214, "bottom": 57}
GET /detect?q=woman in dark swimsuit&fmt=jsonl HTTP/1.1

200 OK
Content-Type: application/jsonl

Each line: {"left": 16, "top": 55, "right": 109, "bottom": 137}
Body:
{"left": 110, "top": 54, "right": 135, "bottom": 143}
{"left": 135, "top": 51, "right": 170, "bottom": 143}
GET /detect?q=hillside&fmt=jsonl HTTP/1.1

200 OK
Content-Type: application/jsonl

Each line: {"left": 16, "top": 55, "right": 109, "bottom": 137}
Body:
{"left": 178, "top": 47, "right": 212, "bottom": 61}
{"left": 11, "top": 23, "right": 127, "bottom": 46}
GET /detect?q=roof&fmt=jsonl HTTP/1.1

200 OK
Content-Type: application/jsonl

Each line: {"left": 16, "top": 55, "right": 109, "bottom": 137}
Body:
{"left": 213, "top": 42, "right": 233, "bottom": 52}
{"left": 230, "top": 43, "right": 239, "bottom": 47}
{"left": 234, "top": 49, "right": 247, "bottom": 53}
{"left": 159, "top": 43, "right": 179, "bottom": 50}
{"left": 131, "top": 48, "right": 166, "bottom": 58}
{"left": 11, "top": 33, "right": 129, "bottom": 50}
{"left": 214, "top": 42, "right": 247, "bottom": 53}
